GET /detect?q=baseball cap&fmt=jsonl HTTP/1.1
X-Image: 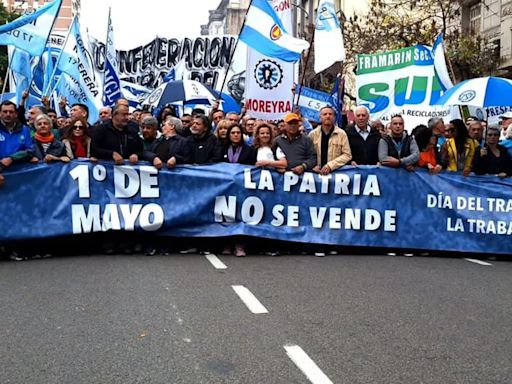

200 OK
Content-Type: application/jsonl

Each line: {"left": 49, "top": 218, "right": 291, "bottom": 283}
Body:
{"left": 283, "top": 112, "right": 301, "bottom": 123}
{"left": 499, "top": 111, "right": 512, "bottom": 119}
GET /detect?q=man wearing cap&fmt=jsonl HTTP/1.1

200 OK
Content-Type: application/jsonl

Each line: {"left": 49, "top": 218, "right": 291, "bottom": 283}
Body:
{"left": 499, "top": 111, "right": 512, "bottom": 140}
{"left": 309, "top": 106, "right": 352, "bottom": 175}
{"left": 275, "top": 112, "right": 317, "bottom": 175}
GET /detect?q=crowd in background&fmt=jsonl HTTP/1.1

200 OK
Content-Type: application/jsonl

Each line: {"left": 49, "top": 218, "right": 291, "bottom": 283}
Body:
{"left": 1, "top": 93, "right": 512, "bottom": 259}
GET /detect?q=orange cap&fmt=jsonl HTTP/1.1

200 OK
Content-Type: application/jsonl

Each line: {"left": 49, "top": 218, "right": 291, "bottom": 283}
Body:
{"left": 283, "top": 113, "right": 301, "bottom": 123}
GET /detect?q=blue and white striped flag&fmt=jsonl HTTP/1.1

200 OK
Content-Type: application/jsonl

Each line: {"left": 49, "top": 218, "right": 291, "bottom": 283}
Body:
{"left": 10, "top": 48, "right": 33, "bottom": 104}
{"left": 432, "top": 33, "right": 454, "bottom": 90}
{"left": 102, "top": 8, "right": 123, "bottom": 107}
{"left": 240, "top": 0, "right": 309, "bottom": 63}
{"left": 0, "top": 0, "right": 62, "bottom": 57}
{"left": 314, "top": 0, "right": 345, "bottom": 73}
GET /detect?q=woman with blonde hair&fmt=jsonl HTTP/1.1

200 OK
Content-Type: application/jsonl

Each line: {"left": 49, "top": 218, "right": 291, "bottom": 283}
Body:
{"left": 253, "top": 122, "right": 287, "bottom": 170}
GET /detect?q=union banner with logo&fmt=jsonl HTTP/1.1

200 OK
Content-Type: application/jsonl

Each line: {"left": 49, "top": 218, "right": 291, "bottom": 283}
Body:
{"left": 244, "top": 0, "right": 297, "bottom": 120}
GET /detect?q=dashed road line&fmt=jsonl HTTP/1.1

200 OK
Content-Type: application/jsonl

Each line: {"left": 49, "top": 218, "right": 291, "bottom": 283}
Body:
{"left": 232, "top": 285, "right": 268, "bottom": 314}
{"left": 205, "top": 254, "right": 227, "bottom": 270}
{"left": 464, "top": 258, "right": 492, "bottom": 266}
{"left": 284, "top": 344, "right": 333, "bottom": 384}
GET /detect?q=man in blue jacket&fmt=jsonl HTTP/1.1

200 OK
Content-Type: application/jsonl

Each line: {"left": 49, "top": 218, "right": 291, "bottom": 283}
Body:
{"left": 0, "top": 101, "right": 35, "bottom": 172}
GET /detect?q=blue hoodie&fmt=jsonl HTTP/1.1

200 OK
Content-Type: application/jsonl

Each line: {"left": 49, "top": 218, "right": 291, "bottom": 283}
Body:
{"left": 0, "top": 121, "right": 34, "bottom": 161}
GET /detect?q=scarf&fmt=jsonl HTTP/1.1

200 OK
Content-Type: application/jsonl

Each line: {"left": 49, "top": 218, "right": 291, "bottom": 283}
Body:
{"left": 72, "top": 136, "right": 87, "bottom": 158}
{"left": 227, "top": 145, "right": 242, "bottom": 163}
{"left": 34, "top": 132, "right": 54, "bottom": 143}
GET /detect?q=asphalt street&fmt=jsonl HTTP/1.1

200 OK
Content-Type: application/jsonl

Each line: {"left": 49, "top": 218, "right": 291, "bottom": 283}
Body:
{"left": 0, "top": 252, "right": 510, "bottom": 384}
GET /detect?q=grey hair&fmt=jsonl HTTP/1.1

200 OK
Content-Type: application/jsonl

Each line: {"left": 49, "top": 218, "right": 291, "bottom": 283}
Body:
{"left": 506, "top": 123, "right": 512, "bottom": 139}
{"left": 354, "top": 105, "right": 370, "bottom": 115}
{"left": 487, "top": 125, "right": 500, "bottom": 136}
{"left": 141, "top": 116, "right": 158, "bottom": 127}
{"left": 428, "top": 117, "right": 444, "bottom": 130}
{"left": 165, "top": 116, "right": 183, "bottom": 132}
{"left": 34, "top": 114, "right": 53, "bottom": 127}
{"left": 468, "top": 120, "right": 483, "bottom": 129}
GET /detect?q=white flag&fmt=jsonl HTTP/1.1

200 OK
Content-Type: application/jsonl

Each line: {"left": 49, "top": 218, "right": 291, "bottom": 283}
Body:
{"left": 314, "top": 0, "right": 345, "bottom": 73}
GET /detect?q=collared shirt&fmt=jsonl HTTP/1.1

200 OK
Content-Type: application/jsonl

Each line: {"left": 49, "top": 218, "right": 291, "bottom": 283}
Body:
{"left": 355, "top": 125, "right": 370, "bottom": 140}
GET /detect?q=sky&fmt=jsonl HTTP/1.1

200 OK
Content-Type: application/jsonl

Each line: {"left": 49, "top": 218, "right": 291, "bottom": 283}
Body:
{"left": 80, "top": 0, "right": 222, "bottom": 49}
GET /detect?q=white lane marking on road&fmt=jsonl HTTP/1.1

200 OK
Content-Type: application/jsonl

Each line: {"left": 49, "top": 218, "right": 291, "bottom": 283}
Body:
{"left": 284, "top": 345, "right": 333, "bottom": 384}
{"left": 205, "top": 254, "right": 227, "bottom": 269}
{"left": 464, "top": 258, "right": 492, "bottom": 266}
{"left": 232, "top": 285, "right": 268, "bottom": 314}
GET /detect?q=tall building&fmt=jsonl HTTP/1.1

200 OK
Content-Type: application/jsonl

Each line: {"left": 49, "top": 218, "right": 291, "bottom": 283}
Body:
{"left": 201, "top": 0, "right": 250, "bottom": 36}
{"left": 2, "top": 0, "right": 75, "bottom": 32}
{"left": 460, "top": 0, "right": 512, "bottom": 74}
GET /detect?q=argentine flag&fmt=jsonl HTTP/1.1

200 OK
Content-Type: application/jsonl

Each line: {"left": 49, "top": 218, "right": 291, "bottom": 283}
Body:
{"left": 240, "top": 0, "right": 309, "bottom": 63}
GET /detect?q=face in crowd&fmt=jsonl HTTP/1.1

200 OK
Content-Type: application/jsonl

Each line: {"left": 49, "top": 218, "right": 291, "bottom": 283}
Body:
{"left": 99, "top": 107, "right": 112, "bottom": 121}
{"left": 141, "top": 123, "right": 158, "bottom": 141}
{"left": 70, "top": 105, "right": 87, "bottom": 120}
{"left": 112, "top": 105, "right": 130, "bottom": 129}
{"left": 181, "top": 116, "right": 193, "bottom": 129}
{"left": 486, "top": 128, "right": 500, "bottom": 145}
{"left": 445, "top": 123, "right": 454, "bottom": 139}
{"left": 228, "top": 125, "right": 243, "bottom": 146}
{"left": 245, "top": 118, "right": 256, "bottom": 136}
{"left": 468, "top": 122, "right": 483, "bottom": 141}
{"left": 28, "top": 106, "right": 43, "bottom": 126}
{"left": 354, "top": 107, "right": 370, "bottom": 130}
{"left": 226, "top": 113, "right": 239, "bottom": 125}
{"left": 47, "top": 110, "right": 58, "bottom": 127}
{"left": 191, "top": 116, "right": 208, "bottom": 136}
{"left": 389, "top": 115, "right": 405, "bottom": 137}
{"left": 256, "top": 125, "right": 272, "bottom": 146}
{"left": 216, "top": 120, "right": 230, "bottom": 140}
{"left": 71, "top": 119, "right": 86, "bottom": 138}
{"left": 35, "top": 115, "right": 52, "bottom": 136}
{"left": 285, "top": 117, "right": 300, "bottom": 137}
{"left": 319, "top": 107, "right": 336, "bottom": 127}
{"left": 212, "top": 110, "right": 224, "bottom": 125}
{"left": 0, "top": 103, "right": 17, "bottom": 126}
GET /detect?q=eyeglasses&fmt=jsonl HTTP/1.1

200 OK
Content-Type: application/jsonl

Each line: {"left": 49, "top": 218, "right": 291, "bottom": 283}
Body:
{"left": 487, "top": 133, "right": 500, "bottom": 137}
{"left": 73, "top": 125, "right": 84, "bottom": 130}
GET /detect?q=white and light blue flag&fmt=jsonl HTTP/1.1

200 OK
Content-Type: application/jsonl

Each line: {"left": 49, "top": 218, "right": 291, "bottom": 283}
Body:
{"left": 102, "top": 8, "right": 123, "bottom": 107}
{"left": 240, "top": 0, "right": 309, "bottom": 63}
{"left": 10, "top": 48, "right": 33, "bottom": 104}
{"left": 314, "top": 0, "right": 345, "bottom": 73}
{"left": 0, "top": 0, "right": 62, "bottom": 57}
{"left": 432, "top": 33, "right": 454, "bottom": 90}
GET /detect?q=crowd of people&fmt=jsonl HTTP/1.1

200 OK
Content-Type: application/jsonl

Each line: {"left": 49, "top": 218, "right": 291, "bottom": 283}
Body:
{"left": 1, "top": 93, "right": 512, "bottom": 259}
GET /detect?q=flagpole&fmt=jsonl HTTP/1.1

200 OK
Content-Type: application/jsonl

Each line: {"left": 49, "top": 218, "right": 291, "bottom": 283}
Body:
{"left": 217, "top": 0, "right": 253, "bottom": 100}
{"left": 101, "top": 7, "right": 112, "bottom": 104}
{"left": 293, "top": 26, "right": 315, "bottom": 109}
{"left": 45, "top": 15, "right": 76, "bottom": 97}
{"left": 0, "top": 67, "right": 10, "bottom": 103}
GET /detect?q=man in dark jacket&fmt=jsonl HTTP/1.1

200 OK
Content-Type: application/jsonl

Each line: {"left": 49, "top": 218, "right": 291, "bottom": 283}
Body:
{"left": 143, "top": 117, "right": 190, "bottom": 168}
{"left": 378, "top": 114, "right": 419, "bottom": 170}
{"left": 344, "top": 106, "right": 381, "bottom": 165}
{"left": 91, "top": 104, "right": 143, "bottom": 164}
{"left": 185, "top": 114, "right": 223, "bottom": 164}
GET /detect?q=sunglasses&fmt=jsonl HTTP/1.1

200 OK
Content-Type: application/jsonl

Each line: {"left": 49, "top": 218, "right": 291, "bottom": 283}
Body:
{"left": 73, "top": 125, "right": 84, "bottom": 130}
{"left": 487, "top": 133, "right": 499, "bottom": 137}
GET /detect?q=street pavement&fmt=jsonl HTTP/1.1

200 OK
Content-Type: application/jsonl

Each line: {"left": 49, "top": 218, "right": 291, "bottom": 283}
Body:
{"left": 0, "top": 252, "right": 511, "bottom": 384}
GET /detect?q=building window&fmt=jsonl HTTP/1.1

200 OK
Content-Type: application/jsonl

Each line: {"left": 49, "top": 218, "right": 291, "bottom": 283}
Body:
{"left": 469, "top": 3, "right": 481, "bottom": 35}
{"left": 482, "top": 0, "right": 500, "bottom": 31}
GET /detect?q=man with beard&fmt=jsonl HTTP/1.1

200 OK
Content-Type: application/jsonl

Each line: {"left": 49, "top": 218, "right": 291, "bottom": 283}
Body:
{"left": 185, "top": 114, "right": 223, "bottom": 164}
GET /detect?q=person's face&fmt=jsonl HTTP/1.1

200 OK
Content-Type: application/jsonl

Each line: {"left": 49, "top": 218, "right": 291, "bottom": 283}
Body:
{"left": 72, "top": 120, "right": 86, "bottom": 137}
{"left": 99, "top": 108, "right": 111, "bottom": 121}
{"left": 64, "top": 118, "right": 73, "bottom": 129}
{"left": 229, "top": 126, "right": 243, "bottom": 145}
{"left": 257, "top": 127, "right": 271, "bottom": 145}
{"left": 70, "top": 105, "right": 86, "bottom": 119}
{"left": 285, "top": 119, "right": 300, "bottom": 136}
{"left": 433, "top": 121, "right": 445, "bottom": 135}
{"left": 112, "top": 105, "right": 130, "bottom": 129}
{"left": 28, "top": 107, "right": 41, "bottom": 124}
{"left": 278, "top": 121, "right": 286, "bottom": 134}
{"left": 57, "top": 117, "right": 66, "bottom": 128}
{"left": 35, "top": 118, "right": 51, "bottom": 135}
{"left": 116, "top": 99, "right": 129, "bottom": 108}
{"left": 141, "top": 125, "right": 157, "bottom": 140}
{"left": 227, "top": 113, "right": 239, "bottom": 124}
{"left": 133, "top": 111, "right": 142, "bottom": 122}
{"left": 191, "top": 117, "right": 207, "bottom": 136}
{"left": 162, "top": 122, "right": 174, "bottom": 137}
{"left": 486, "top": 130, "right": 500, "bottom": 144}
{"left": 390, "top": 117, "right": 404, "bottom": 137}
{"left": 320, "top": 108, "right": 335, "bottom": 126}
{"left": 355, "top": 108, "right": 369, "bottom": 129}
{"left": 469, "top": 124, "right": 483, "bottom": 140}
{"left": 245, "top": 119, "right": 256, "bottom": 134}
{"left": 0, "top": 105, "right": 17, "bottom": 124}
{"left": 501, "top": 117, "right": 512, "bottom": 129}
{"left": 445, "top": 123, "right": 455, "bottom": 139}
{"left": 212, "top": 111, "right": 224, "bottom": 124}
{"left": 47, "top": 112, "right": 57, "bottom": 125}
{"left": 217, "top": 125, "right": 228, "bottom": 139}
{"left": 181, "top": 116, "right": 192, "bottom": 128}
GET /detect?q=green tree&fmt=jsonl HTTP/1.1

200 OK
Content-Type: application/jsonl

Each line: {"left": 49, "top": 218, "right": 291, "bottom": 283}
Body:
{"left": 342, "top": 0, "right": 500, "bottom": 81}
{"left": 0, "top": 4, "right": 22, "bottom": 85}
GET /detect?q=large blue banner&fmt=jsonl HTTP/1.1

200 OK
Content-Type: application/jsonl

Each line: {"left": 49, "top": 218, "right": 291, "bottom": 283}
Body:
{"left": 1, "top": 162, "right": 511, "bottom": 254}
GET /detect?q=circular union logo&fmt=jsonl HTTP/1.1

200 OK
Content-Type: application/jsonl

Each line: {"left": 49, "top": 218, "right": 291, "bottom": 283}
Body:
{"left": 254, "top": 59, "right": 283, "bottom": 90}
{"left": 458, "top": 90, "right": 476, "bottom": 103}
{"left": 148, "top": 88, "right": 163, "bottom": 104}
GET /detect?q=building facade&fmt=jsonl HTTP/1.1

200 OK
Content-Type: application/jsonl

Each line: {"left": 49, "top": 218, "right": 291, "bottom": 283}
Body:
{"left": 2, "top": 0, "right": 75, "bottom": 32}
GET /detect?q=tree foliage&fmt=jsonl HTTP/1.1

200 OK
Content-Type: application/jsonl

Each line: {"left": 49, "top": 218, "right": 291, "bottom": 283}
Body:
{"left": 342, "top": 0, "right": 500, "bottom": 81}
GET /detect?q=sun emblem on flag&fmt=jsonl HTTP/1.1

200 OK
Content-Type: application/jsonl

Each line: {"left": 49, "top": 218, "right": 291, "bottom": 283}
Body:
{"left": 270, "top": 25, "right": 282, "bottom": 41}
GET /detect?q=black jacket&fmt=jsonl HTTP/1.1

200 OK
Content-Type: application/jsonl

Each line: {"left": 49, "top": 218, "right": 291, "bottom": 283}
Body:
{"left": 185, "top": 132, "right": 223, "bottom": 164}
{"left": 91, "top": 120, "right": 143, "bottom": 160}
{"left": 344, "top": 125, "right": 381, "bottom": 165}
{"left": 143, "top": 135, "right": 190, "bottom": 164}
{"left": 34, "top": 139, "right": 66, "bottom": 160}
{"left": 222, "top": 144, "right": 257, "bottom": 165}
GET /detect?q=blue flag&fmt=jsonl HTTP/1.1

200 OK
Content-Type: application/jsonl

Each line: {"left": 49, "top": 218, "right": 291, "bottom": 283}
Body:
{"left": 102, "top": 8, "right": 123, "bottom": 107}
{"left": 0, "top": 0, "right": 62, "bottom": 57}
{"left": 240, "top": 0, "right": 309, "bottom": 62}
{"left": 330, "top": 75, "right": 344, "bottom": 127}
{"left": 10, "top": 48, "right": 33, "bottom": 104}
